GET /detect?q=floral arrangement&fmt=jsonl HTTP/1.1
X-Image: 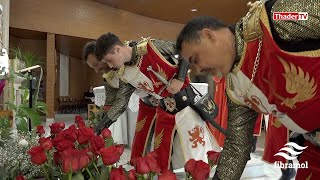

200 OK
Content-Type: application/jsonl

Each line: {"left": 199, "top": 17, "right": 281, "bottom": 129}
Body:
{"left": 25, "top": 115, "right": 175, "bottom": 180}
{"left": 0, "top": 134, "right": 42, "bottom": 179}
{"left": 14, "top": 115, "right": 221, "bottom": 180}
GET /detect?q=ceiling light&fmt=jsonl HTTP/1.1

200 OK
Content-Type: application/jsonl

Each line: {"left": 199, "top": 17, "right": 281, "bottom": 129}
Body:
{"left": 191, "top": 9, "right": 198, "bottom": 12}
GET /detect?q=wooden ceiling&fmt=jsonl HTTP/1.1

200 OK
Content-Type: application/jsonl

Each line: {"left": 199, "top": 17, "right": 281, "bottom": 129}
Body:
{"left": 95, "top": 0, "right": 250, "bottom": 24}
{"left": 10, "top": 27, "right": 47, "bottom": 40}
{"left": 10, "top": 0, "right": 251, "bottom": 60}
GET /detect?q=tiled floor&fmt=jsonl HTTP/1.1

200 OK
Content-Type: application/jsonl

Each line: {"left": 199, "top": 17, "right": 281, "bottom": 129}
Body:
{"left": 42, "top": 118, "right": 296, "bottom": 180}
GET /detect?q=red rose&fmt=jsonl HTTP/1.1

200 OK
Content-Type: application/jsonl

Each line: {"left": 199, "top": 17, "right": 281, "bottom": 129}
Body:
{"left": 146, "top": 151, "right": 157, "bottom": 159}
{"left": 75, "top": 115, "right": 86, "bottom": 128}
{"left": 79, "top": 150, "right": 90, "bottom": 169}
{"left": 36, "top": 125, "right": 45, "bottom": 135}
{"left": 28, "top": 146, "right": 47, "bottom": 165}
{"left": 53, "top": 151, "right": 60, "bottom": 165}
{"left": 130, "top": 157, "right": 137, "bottom": 167}
{"left": 52, "top": 134, "right": 66, "bottom": 148}
{"left": 39, "top": 137, "right": 53, "bottom": 151}
{"left": 110, "top": 166, "right": 126, "bottom": 180}
{"left": 60, "top": 125, "right": 78, "bottom": 142}
{"left": 192, "top": 160, "right": 210, "bottom": 180}
{"left": 60, "top": 148, "right": 90, "bottom": 173}
{"left": 56, "top": 139, "right": 75, "bottom": 152}
{"left": 146, "top": 156, "right": 161, "bottom": 173}
{"left": 16, "top": 175, "right": 25, "bottom": 180}
{"left": 101, "top": 128, "right": 112, "bottom": 139}
{"left": 158, "top": 169, "right": 177, "bottom": 180}
{"left": 49, "top": 122, "right": 62, "bottom": 134}
{"left": 115, "top": 145, "right": 124, "bottom": 155}
{"left": 185, "top": 159, "right": 210, "bottom": 180}
{"left": 99, "top": 146, "right": 121, "bottom": 165}
{"left": 184, "top": 159, "right": 196, "bottom": 174}
{"left": 135, "top": 157, "right": 150, "bottom": 174}
{"left": 207, "top": 151, "right": 220, "bottom": 166}
{"left": 77, "top": 127, "right": 94, "bottom": 144}
{"left": 83, "top": 148, "right": 94, "bottom": 160}
{"left": 90, "top": 136, "right": 105, "bottom": 154}
{"left": 59, "top": 122, "right": 65, "bottom": 129}
{"left": 128, "top": 169, "right": 137, "bottom": 180}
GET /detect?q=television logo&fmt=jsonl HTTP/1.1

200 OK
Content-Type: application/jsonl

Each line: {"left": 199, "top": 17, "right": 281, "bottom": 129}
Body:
{"left": 273, "top": 142, "right": 308, "bottom": 169}
{"left": 273, "top": 12, "right": 308, "bottom": 20}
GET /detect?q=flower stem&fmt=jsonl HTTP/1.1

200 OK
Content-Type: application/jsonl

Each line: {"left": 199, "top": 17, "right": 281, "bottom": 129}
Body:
{"left": 150, "top": 173, "right": 154, "bottom": 180}
{"left": 68, "top": 172, "right": 72, "bottom": 180}
{"left": 108, "top": 165, "right": 112, "bottom": 172}
{"left": 42, "top": 165, "right": 51, "bottom": 180}
{"left": 86, "top": 168, "right": 94, "bottom": 180}
{"left": 93, "top": 162, "right": 100, "bottom": 175}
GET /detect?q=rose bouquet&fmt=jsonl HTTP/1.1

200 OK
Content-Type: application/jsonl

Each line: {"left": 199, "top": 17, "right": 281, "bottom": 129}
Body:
{"left": 27, "top": 115, "right": 124, "bottom": 180}
{"left": 184, "top": 150, "right": 221, "bottom": 180}
{"left": 27, "top": 115, "right": 219, "bottom": 180}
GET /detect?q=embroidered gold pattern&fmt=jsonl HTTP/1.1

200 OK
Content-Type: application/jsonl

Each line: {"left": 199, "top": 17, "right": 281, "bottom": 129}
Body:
{"left": 188, "top": 125, "right": 205, "bottom": 148}
{"left": 243, "top": 1, "right": 264, "bottom": 41}
{"left": 203, "top": 99, "right": 216, "bottom": 114}
{"left": 278, "top": 56, "right": 317, "bottom": 109}
{"left": 136, "top": 37, "right": 150, "bottom": 56}
{"left": 272, "top": 118, "right": 282, "bottom": 128}
{"left": 306, "top": 172, "right": 312, "bottom": 180}
{"left": 135, "top": 117, "right": 146, "bottom": 133}
{"left": 154, "top": 129, "right": 164, "bottom": 149}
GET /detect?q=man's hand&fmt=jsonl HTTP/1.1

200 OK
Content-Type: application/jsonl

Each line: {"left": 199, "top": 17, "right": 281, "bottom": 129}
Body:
{"left": 166, "top": 79, "right": 184, "bottom": 95}
{"left": 94, "top": 115, "right": 115, "bottom": 134}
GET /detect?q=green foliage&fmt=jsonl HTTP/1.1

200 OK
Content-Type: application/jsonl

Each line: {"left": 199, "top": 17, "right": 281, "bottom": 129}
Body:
{"left": 10, "top": 47, "right": 42, "bottom": 67}
{"left": 6, "top": 48, "right": 47, "bottom": 133}
{"left": 0, "top": 117, "right": 12, "bottom": 146}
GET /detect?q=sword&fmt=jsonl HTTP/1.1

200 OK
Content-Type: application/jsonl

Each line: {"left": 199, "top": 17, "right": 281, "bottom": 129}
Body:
{"left": 147, "top": 66, "right": 169, "bottom": 84}
{"left": 147, "top": 66, "right": 176, "bottom": 95}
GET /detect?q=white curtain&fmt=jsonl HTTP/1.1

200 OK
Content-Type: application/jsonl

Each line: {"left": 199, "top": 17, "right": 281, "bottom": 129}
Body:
{"left": 59, "top": 53, "right": 69, "bottom": 96}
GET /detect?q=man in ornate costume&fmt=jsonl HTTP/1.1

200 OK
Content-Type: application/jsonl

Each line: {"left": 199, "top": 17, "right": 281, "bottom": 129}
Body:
{"left": 95, "top": 33, "right": 221, "bottom": 170}
{"left": 82, "top": 41, "right": 158, "bottom": 164}
{"left": 176, "top": 0, "right": 320, "bottom": 179}
{"left": 213, "top": 76, "right": 263, "bottom": 149}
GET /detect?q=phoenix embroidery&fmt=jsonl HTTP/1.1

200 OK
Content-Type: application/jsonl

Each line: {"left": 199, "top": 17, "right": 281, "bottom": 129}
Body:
{"left": 154, "top": 129, "right": 164, "bottom": 149}
{"left": 135, "top": 117, "right": 146, "bottom": 133}
{"left": 278, "top": 56, "right": 317, "bottom": 109}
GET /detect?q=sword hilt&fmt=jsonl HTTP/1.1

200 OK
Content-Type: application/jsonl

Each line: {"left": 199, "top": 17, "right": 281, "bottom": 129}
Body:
{"left": 147, "top": 66, "right": 169, "bottom": 84}
{"left": 158, "top": 73, "right": 177, "bottom": 95}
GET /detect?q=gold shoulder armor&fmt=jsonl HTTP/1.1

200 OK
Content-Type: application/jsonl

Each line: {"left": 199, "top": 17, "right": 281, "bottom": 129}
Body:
{"left": 102, "top": 71, "right": 114, "bottom": 81}
{"left": 136, "top": 37, "right": 150, "bottom": 56}
{"left": 102, "top": 71, "right": 119, "bottom": 88}
{"left": 243, "top": 1, "right": 264, "bottom": 42}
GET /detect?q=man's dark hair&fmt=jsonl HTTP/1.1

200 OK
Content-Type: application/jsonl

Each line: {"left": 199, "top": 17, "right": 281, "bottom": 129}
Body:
{"left": 95, "top": 32, "right": 123, "bottom": 61}
{"left": 82, "top": 41, "right": 96, "bottom": 62}
{"left": 176, "top": 16, "right": 227, "bottom": 53}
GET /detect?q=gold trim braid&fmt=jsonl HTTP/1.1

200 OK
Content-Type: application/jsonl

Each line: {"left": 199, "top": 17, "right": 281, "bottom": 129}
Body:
{"left": 243, "top": 1, "right": 264, "bottom": 42}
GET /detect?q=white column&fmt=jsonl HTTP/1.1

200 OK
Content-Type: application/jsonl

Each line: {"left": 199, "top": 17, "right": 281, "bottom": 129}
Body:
{"left": 0, "top": 0, "right": 10, "bottom": 107}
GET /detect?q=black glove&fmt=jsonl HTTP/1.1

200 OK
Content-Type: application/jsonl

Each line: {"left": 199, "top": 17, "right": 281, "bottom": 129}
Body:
{"left": 212, "top": 174, "right": 220, "bottom": 180}
{"left": 94, "top": 113, "right": 115, "bottom": 134}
